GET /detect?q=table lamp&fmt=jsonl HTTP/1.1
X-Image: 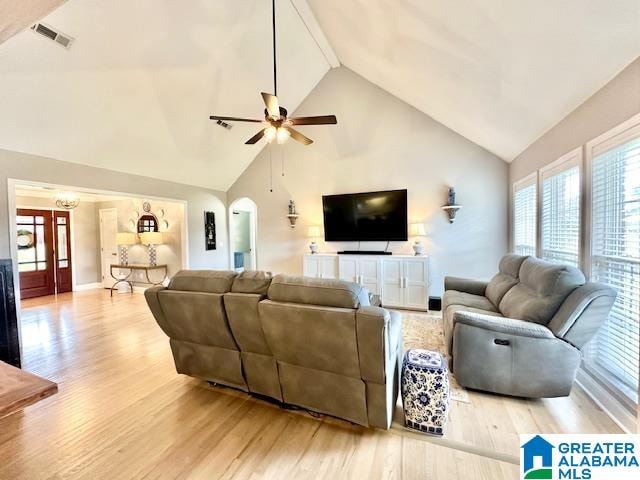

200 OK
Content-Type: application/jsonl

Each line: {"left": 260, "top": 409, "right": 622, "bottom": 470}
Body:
{"left": 307, "top": 226, "right": 322, "bottom": 254}
{"left": 116, "top": 232, "right": 138, "bottom": 265}
{"left": 139, "top": 232, "right": 163, "bottom": 266}
{"left": 409, "top": 223, "right": 426, "bottom": 256}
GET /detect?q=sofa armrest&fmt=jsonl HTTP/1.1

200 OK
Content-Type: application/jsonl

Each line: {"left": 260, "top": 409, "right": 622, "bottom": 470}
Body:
{"left": 356, "top": 306, "right": 402, "bottom": 383}
{"left": 453, "top": 310, "right": 555, "bottom": 339}
{"left": 144, "top": 286, "right": 170, "bottom": 335}
{"left": 444, "top": 276, "right": 488, "bottom": 296}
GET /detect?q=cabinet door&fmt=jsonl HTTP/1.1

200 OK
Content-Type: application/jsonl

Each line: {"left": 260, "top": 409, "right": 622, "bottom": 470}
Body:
{"left": 381, "top": 257, "right": 404, "bottom": 307}
{"left": 403, "top": 258, "right": 428, "bottom": 310}
{"left": 338, "top": 256, "right": 358, "bottom": 283}
{"left": 303, "top": 255, "right": 320, "bottom": 277}
{"left": 320, "top": 256, "right": 338, "bottom": 279}
{"left": 358, "top": 257, "right": 381, "bottom": 294}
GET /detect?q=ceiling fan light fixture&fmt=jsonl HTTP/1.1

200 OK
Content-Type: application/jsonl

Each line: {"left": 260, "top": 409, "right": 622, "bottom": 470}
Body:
{"left": 208, "top": 0, "right": 337, "bottom": 146}
{"left": 276, "top": 127, "right": 290, "bottom": 144}
{"left": 264, "top": 125, "right": 277, "bottom": 143}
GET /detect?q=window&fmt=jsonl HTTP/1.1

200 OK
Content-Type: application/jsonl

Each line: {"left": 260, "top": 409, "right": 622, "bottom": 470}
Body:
{"left": 540, "top": 149, "right": 581, "bottom": 267}
{"left": 513, "top": 174, "right": 537, "bottom": 256}
{"left": 584, "top": 124, "right": 640, "bottom": 402}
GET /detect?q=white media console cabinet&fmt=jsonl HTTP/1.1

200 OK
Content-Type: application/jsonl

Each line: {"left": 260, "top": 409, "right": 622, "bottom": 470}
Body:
{"left": 302, "top": 253, "right": 429, "bottom": 311}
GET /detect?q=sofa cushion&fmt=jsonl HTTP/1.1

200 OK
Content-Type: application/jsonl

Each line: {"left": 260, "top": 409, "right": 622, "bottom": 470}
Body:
{"left": 485, "top": 254, "right": 528, "bottom": 307}
{"left": 443, "top": 290, "right": 497, "bottom": 312}
{"left": 499, "top": 257, "right": 585, "bottom": 325}
{"left": 168, "top": 270, "right": 237, "bottom": 293}
{"left": 231, "top": 270, "right": 273, "bottom": 295}
{"left": 267, "top": 274, "right": 370, "bottom": 309}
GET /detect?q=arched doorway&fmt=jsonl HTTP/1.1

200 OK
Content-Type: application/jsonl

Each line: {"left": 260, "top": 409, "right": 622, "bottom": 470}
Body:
{"left": 228, "top": 197, "right": 257, "bottom": 271}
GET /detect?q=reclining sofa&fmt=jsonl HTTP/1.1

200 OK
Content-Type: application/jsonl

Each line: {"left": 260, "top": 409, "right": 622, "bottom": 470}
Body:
{"left": 145, "top": 270, "right": 402, "bottom": 429}
{"left": 443, "top": 254, "right": 616, "bottom": 398}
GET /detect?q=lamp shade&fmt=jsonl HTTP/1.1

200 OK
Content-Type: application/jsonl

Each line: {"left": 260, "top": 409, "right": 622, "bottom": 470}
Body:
{"left": 409, "top": 223, "right": 426, "bottom": 237}
{"left": 307, "top": 226, "right": 322, "bottom": 238}
{"left": 139, "top": 232, "right": 163, "bottom": 245}
{"left": 116, "top": 232, "right": 138, "bottom": 246}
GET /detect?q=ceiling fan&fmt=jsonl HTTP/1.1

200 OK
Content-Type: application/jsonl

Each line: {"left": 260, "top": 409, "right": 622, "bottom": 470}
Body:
{"left": 209, "top": 0, "right": 337, "bottom": 146}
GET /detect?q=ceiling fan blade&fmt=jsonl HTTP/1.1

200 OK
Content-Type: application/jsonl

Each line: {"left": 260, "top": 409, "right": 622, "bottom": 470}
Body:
{"left": 210, "top": 116, "right": 262, "bottom": 123}
{"left": 245, "top": 129, "right": 266, "bottom": 144}
{"left": 285, "top": 127, "right": 313, "bottom": 146}
{"left": 261, "top": 92, "right": 280, "bottom": 118}
{"left": 289, "top": 115, "right": 337, "bottom": 126}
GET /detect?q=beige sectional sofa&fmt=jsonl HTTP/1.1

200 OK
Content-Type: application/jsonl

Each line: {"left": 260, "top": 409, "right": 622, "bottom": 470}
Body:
{"left": 145, "top": 270, "right": 402, "bottom": 429}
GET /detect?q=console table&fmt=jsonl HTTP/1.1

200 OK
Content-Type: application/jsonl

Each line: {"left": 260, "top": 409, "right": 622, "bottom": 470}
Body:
{"left": 110, "top": 264, "right": 168, "bottom": 297}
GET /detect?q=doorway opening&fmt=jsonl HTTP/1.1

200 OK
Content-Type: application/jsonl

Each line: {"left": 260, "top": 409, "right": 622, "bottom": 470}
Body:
{"left": 10, "top": 182, "right": 188, "bottom": 300}
{"left": 228, "top": 198, "right": 257, "bottom": 272}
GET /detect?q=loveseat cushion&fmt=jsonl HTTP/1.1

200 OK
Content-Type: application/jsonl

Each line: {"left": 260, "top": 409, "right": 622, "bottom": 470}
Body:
{"left": 231, "top": 270, "right": 273, "bottom": 295}
{"left": 485, "top": 254, "right": 527, "bottom": 307}
{"left": 267, "top": 274, "right": 370, "bottom": 309}
{"left": 443, "top": 290, "right": 497, "bottom": 312}
{"left": 498, "top": 257, "right": 585, "bottom": 325}
{"left": 168, "top": 270, "right": 237, "bottom": 293}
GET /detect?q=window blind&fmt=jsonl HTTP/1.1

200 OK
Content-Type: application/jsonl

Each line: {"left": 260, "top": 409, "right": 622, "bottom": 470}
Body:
{"left": 513, "top": 178, "right": 537, "bottom": 256}
{"left": 541, "top": 163, "right": 580, "bottom": 266}
{"left": 585, "top": 135, "right": 640, "bottom": 399}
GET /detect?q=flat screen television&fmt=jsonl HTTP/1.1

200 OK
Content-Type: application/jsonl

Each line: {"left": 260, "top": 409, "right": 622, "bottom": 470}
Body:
{"left": 322, "top": 189, "right": 408, "bottom": 241}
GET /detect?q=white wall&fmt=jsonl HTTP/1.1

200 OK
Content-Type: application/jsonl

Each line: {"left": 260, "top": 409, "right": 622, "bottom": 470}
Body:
{"left": 15, "top": 194, "right": 101, "bottom": 286}
{"left": 228, "top": 67, "right": 509, "bottom": 295}
{"left": 232, "top": 211, "right": 251, "bottom": 253}
{"left": 0, "top": 149, "right": 229, "bottom": 271}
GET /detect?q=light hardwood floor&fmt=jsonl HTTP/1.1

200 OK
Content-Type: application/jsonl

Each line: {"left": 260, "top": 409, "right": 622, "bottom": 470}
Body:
{"left": 0, "top": 290, "right": 620, "bottom": 479}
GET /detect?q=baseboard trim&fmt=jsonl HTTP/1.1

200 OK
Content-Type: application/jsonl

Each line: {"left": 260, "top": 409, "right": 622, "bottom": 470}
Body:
{"left": 73, "top": 282, "right": 102, "bottom": 292}
{"left": 575, "top": 369, "right": 636, "bottom": 434}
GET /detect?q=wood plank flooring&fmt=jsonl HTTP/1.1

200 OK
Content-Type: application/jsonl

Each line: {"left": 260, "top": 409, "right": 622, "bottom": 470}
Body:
{"left": 0, "top": 290, "right": 620, "bottom": 479}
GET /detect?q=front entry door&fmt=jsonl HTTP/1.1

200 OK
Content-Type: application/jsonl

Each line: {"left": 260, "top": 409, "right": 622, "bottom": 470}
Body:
{"left": 54, "top": 211, "right": 72, "bottom": 294}
{"left": 17, "top": 209, "right": 55, "bottom": 299}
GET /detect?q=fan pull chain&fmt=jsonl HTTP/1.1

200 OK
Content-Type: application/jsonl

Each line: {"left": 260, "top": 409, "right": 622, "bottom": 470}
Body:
{"left": 269, "top": 147, "right": 273, "bottom": 193}
{"left": 281, "top": 145, "right": 285, "bottom": 177}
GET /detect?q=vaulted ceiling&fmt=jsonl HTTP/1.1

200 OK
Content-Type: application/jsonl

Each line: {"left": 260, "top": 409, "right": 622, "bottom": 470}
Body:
{"left": 0, "top": 0, "right": 330, "bottom": 190}
{"left": 307, "top": 0, "right": 640, "bottom": 160}
{"left": 0, "top": 0, "right": 638, "bottom": 191}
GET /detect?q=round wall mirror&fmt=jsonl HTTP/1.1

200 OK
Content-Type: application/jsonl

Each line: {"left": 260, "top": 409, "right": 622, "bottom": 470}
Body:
{"left": 137, "top": 214, "right": 158, "bottom": 233}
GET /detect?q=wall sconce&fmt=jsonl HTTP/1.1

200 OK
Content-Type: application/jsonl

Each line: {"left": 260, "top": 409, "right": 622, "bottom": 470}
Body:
{"left": 287, "top": 200, "right": 299, "bottom": 228}
{"left": 441, "top": 187, "right": 462, "bottom": 223}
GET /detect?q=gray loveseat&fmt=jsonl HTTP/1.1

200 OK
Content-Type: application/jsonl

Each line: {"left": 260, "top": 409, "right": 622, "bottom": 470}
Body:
{"left": 145, "top": 270, "right": 402, "bottom": 429}
{"left": 443, "top": 254, "right": 616, "bottom": 398}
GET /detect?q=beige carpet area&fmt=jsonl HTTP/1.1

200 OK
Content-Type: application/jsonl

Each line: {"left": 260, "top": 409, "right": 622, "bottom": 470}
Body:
{"left": 400, "top": 310, "right": 471, "bottom": 403}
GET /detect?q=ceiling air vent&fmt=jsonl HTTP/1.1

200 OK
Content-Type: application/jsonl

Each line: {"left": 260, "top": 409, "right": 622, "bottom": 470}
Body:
{"left": 31, "top": 23, "right": 74, "bottom": 49}
{"left": 216, "top": 119, "right": 233, "bottom": 130}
